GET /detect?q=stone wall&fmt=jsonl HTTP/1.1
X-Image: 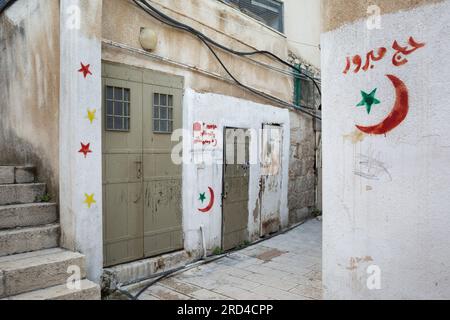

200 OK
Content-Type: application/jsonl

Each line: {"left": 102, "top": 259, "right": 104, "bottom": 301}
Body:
{"left": 288, "top": 57, "right": 321, "bottom": 225}
{"left": 288, "top": 110, "right": 317, "bottom": 224}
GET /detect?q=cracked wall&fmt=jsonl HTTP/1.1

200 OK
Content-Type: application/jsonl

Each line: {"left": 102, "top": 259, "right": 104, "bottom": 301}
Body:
{"left": 0, "top": 0, "right": 60, "bottom": 199}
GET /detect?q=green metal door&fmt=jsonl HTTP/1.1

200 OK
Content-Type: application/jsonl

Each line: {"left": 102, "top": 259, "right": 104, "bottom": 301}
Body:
{"left": 142, "top": 80, "right": 183, "bottom": 258}
{"left": 222, "top": 128, "right": 250, "bottom": 251}
{"left": 102, "top": 63, "right": 183, "bottom": 267}
{"left": 102, "top": 70, "right": 144, "bottom": 267}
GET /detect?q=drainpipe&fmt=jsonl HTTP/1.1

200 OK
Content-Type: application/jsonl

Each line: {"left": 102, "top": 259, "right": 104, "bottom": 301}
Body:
{"left": 200, "top": 225, "right": 207, "bottom": 259}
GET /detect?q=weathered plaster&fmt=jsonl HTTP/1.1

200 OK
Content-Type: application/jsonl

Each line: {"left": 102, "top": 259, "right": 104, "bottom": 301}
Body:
{"left": 322, "top": 0, "right": 450, "bottom": 299}
{"left": 59, "top": 0, "right": 103, "bottom": 283}
{"left": 182, "top": 89, "right": 290, "bottom": 253}
{"left": 101, "top": 0, "right": 319, "bottom": 227}
{"left": 0, "top": 0, "right": 60, "bottom": 198}
{"left": 321, "top": 0, "right": 446, "bottom": 32}
{"left": 101, "top": 0, "right": 292, "bottom": 103}
{"left": 283, "top": 0, "right": 321, "bottom": 68}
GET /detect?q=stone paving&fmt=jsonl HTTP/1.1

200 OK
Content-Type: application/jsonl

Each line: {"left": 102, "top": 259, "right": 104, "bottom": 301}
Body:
{"left": 136, "top": 218, "right": 322, "bottom": 300}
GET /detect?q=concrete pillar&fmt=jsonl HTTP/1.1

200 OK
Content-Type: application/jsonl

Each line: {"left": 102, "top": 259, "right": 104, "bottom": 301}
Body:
{"left": 59, "top": 0, "right": 103, "bottom": 282}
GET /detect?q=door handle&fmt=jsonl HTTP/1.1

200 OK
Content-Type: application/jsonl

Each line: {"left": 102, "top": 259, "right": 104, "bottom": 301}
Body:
{"left": 133, "top": 193, "right": 141, "bottom": 204}
{"left": 135, "top": 161, "right": 142, "bottom": 179}
{"left": 223, "top": 183, "right": 229, "bottom": 199}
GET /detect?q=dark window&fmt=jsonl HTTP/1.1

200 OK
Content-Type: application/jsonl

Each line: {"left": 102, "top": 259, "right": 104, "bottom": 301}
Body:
{"left": 153, "top": 93, "right": 174, "bottom": 133}
{"left": 105, "top": 86, "right": 130, "bottom": 131}
{"left": 221, "top": 0, "right": 284, "bottom": 33}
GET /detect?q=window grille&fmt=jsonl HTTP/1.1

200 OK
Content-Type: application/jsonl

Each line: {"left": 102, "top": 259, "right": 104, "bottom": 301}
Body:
{"left": 221, "top": 0, "right": 284, "bottom": 33}
{"left": 153, "top": 93, "right": 174, "bottom": 133}
{"left": 105, "top": 86, "right": 131, "bottom": 131}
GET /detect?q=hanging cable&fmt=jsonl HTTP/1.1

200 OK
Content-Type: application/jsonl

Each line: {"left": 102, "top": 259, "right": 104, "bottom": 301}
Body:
{"left": 133, "top": 0, "right": 321, "bottom": 120}
{"left": 139, "top": 0, "right": 322, "bottom": 97}
{"left": 0, "top": 0, "right": 17, "bottom": 14}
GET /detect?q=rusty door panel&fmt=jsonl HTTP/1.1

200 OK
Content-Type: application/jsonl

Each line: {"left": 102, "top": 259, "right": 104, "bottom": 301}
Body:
{"left": 260, "top": 124, "right": 283, "bottom": 236}
{"left": 102, "top": 73, "right": 144, "bottom": 267}
{"left": 222, "top": 128, "right": 250, "bottom": 251}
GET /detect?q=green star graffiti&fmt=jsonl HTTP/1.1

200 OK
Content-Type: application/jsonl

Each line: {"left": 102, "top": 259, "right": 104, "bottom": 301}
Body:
{"left": 357, "top": 88, "right": 381, "bottom": 114}
{"left": 199, "top": 192, "right": 206, "bottom": 204}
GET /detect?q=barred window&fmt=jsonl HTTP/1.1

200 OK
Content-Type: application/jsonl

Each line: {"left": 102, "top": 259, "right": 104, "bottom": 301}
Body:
{"left": 153, "top": 93, "right": 174, "bottom": 133}
{"left": 105, "top": 86, "right": 130, "bottom": 131}
{"left": 221, "top": 0, "right": 284, "bottom": 33}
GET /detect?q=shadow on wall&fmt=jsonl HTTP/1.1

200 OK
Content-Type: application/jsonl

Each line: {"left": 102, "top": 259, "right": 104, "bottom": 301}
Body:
{"left": 0, "top": 129, "right": 59, "bottom": 204}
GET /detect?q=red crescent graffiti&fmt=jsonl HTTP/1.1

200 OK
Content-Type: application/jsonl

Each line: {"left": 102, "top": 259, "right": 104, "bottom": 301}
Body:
{"left": 356, "top": 74, "right": 409, "bottom": 135}
{"left": 198, "top": 187, "right": 215, "bottom": 213}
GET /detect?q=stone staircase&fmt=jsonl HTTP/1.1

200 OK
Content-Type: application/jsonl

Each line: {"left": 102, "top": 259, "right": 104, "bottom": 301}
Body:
{"left": 0, "top": 166, "right": 100, "bottom": 300}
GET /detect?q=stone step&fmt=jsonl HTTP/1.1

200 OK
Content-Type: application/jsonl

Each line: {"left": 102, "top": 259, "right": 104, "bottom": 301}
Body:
{"left": 0, "top": 203, "right": 58, "bottom": 230}
{"left": 0, "top": 183, "right": 46, "bottom": 206}
{"left": 14, "top": 166, "right": 36, "bottom": 184}
{"left": 0, "top": 167, "right": 14, "bottom": 185}
{"left": 2, "top": 279, "right": 100, "bottom": 300}
{"left": 0, "top": 248, "right": 86, "bottom": 298}
{"left": 0, "top": 166, "right": 36, "bottom": 185}
{"left": 0, "top": 224, "right": 59, "bottom": 257}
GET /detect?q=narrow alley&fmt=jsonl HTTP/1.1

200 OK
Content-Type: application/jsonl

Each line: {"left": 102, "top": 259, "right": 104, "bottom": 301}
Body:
{"left": 134, "top": 219, "right": 322, "bottom": 300}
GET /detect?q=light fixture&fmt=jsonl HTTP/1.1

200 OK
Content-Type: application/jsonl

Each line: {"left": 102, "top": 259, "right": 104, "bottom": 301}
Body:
{"left": 139, "top": 27, "right": 157, "bottom": 51}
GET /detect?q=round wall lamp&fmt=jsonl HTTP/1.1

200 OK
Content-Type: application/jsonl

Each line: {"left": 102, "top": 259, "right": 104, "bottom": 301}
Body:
{"left": 139, "top": 27, "right": 158, "bottom": 51}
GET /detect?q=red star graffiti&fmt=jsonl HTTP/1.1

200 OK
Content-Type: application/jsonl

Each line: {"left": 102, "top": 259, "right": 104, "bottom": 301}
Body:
{"left": 78, "top": 62, "right": 92, "bottom": 78}
{"left": 78, "top": 143, "right": 92, "bottom": 158}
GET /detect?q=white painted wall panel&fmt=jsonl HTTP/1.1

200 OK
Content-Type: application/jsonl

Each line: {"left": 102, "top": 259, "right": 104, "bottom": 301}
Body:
{"left": 182, "top": 89, "right": 290, "bottom": 253}
{"left": 322, "top": 1, "right": 450, "bottom": 299}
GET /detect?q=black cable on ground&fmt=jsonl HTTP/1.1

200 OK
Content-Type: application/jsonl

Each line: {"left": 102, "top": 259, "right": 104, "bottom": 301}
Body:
{"left": 114, "top": 219, "right": 310, "bottom": 300}
{"left": 133, "top": 0, "right": 321, "bottom": 120}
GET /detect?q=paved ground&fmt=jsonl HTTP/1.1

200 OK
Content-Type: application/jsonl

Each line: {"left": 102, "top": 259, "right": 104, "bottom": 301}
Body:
{"left": 136, "top": 218, "right": 322, "bottom": 300}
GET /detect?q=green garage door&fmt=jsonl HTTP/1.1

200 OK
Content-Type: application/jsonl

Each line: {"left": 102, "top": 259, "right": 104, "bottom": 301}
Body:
{"left": 102, "top": 62, "right": 184, "bottom": 267}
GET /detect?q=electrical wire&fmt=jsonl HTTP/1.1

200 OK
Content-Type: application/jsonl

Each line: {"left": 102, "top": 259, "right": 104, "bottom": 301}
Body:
{"left": 139, "top": 1, "right": 320, "bottom": 117}
{"left": 137, "top": 3, "right": 321, "bottom": 82}
{"left": 113, "top": 219, "right": 309, "bottom": 300}
{"left": 133, "top": 0, "right": 321, "bottom": 120}
{"left": 102, "top": 39, "right": 317, "bottom": 112}
{"left": 140, "top": 0, "right": 322, "bottom": 97}
{"left": 152, "top": 0, "right": 321, "bottom": 48}
{"left": 0, "top": 0, "right": 17, "bottom": 14}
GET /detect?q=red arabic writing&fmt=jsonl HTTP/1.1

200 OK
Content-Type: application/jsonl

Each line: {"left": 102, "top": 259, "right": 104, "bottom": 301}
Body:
{"left": 343, "top": 37, "right": 425, "bottom": 75}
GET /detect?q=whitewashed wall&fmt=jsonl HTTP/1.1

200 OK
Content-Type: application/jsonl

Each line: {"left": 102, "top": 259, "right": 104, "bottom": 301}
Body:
{"left": 60, "top": 0, "right": 103, "bottom": 283}
{"left": 182, "top": 89, "right": 290, "bottom": 253}
{"left": 322, "top": 1, "right": 450, "bottom": 299}
{"left": 283, "top": 0, "right": 321, "bottom": 68}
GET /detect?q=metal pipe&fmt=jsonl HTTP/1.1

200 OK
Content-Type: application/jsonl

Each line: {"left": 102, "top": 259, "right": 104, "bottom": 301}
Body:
{"left": 200, "top": 225, "right": 207, "bottom": 259}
